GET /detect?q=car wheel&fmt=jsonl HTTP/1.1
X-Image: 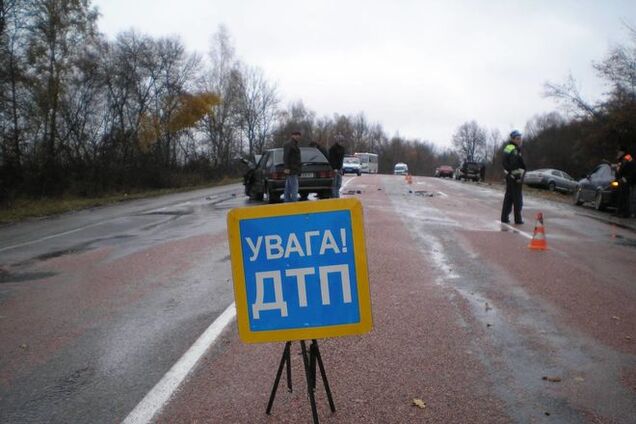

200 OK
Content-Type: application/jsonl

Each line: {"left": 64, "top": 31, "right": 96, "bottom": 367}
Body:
{"left": 548, "top": 181, "right": 556, "bottom": 191}
{"left": 573, "top": 189, "right": 583, "bottom": 206}
{"left": 594, "top": 191, "right": 605, "bottom": 211}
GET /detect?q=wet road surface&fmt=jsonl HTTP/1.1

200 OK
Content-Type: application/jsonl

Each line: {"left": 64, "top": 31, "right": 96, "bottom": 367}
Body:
{"left": 1, "top": 176, "right": 635, "bottom": 423}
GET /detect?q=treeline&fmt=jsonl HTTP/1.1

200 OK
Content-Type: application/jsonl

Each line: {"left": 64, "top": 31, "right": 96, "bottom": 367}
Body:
{"left": 453, "top": 27, "right": 636, "bottom": 180}
{"left": 0, "top": 0, "right": 457, "bottom": 203}
{"left": 1, "top": 1, "right": 634, "bottom": 204}
{"left": 522, "top": 26, "right": 636, "bottom": 178}
{"left": 0, "top": 1, "right": 289, "bottom": 200}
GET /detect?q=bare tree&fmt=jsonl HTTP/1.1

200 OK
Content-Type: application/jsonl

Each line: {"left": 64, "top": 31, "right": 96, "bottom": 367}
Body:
{"left": 452, "top": 120, "right": 487, "bottom": 161}
{"left": 236, "top": 65, "right": 278, "bottom": 156}
{"left": 484, "top": 128, "right": 503, "bottom": 164}
{"left": 201, "top": 25, "right": 244, "bottom": 168}
{"left": 25, "top": 0, "right": 99, "bottom": 190}
{"left": 544, "top": 73, "right": 601, "bottom": 119}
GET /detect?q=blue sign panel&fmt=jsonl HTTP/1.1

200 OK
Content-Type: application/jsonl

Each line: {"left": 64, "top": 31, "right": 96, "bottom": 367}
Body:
{"left": 240, "top": 210, "right": 358, "bottom": 331}
{"left": 227, "top": 198, "right": 373, "bottom": 343}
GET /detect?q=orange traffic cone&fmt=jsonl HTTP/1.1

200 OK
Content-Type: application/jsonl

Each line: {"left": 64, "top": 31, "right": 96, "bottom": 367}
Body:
{"left": 528, "top": 212, "right": 548, "bottom": 250}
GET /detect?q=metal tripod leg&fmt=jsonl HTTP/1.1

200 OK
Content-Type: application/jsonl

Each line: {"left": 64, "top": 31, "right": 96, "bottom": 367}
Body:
{"left": 301, "top": 340, "right": 320, "bottom": 424}
{"left": 266, "top": 341, "right": 291, "bottom": 415}
{"left": 311, "top": 339, "right": 336, "bottom": 412}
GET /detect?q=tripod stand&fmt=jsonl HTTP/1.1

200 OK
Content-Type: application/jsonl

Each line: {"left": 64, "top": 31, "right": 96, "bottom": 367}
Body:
{"left": 266, "top": 339, "right": 336, "bottom": 423}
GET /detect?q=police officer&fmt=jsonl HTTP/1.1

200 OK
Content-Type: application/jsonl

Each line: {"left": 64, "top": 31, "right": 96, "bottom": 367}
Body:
{"left": 615, "top": 145, "right": 634, "bottom": 218}
{"left": 501, "top": 130, "right": 526, "bottom": 224}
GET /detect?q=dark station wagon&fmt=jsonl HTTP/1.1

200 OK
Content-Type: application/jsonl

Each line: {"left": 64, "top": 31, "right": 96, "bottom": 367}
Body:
{"left": 243, "top": 147, "right": 335, "bottom": 203}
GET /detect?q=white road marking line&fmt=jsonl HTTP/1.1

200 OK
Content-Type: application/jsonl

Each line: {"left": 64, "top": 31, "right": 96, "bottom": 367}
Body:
{"left": 122, "top": 302, "right": 237, "bottom": 424}
{"left": 340, "top": 176, "right": 357, "bottom": 191}
{"left": 498, "top": 221, "right": 533, "bottom": 239}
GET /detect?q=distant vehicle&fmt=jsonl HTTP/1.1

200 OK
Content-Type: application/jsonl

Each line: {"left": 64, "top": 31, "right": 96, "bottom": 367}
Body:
{"left": 454, "top": 161, "right": 481, "bottom": 181}
{"left": 573, "top": 163, "right": 619, "bottom": 211}
{"left": 342, "top": 156, "right": 362, "bottom": 176}
{"left": 354, "top": 152, "right": 379, "bottom": 173}
{"left": 434, "top": 165, "right": 454, "bottom": 178}
{"left": 242, "top": 147, "right": 335, "bottom": 203}
{"left": 524, "top": 168, "right": 577, "bottom": 193}
{"left": 393, "top": 162, "right": 409, "bottom": 175}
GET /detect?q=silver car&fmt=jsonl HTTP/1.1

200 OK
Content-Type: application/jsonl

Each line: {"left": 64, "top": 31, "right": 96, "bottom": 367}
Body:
{"left": 524, "top": 168, "right": 577, "bottom": 193}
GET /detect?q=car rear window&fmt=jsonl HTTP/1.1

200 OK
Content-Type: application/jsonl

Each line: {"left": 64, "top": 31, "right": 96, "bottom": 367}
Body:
{"left": 270, "top": 147, "right": 329, "bottom": 165}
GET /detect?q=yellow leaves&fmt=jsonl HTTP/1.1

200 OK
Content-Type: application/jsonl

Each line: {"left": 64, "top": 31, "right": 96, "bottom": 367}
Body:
{"left": 137, "top": 91, "right": 220, "bottom": 152}
{"left": 167, "top": 92, "right": 220, "bottom": 133}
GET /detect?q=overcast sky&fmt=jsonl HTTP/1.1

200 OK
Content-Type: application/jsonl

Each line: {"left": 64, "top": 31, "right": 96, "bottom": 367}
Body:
{"left": 93, "top": 0, "right": 634, "bottom": 148}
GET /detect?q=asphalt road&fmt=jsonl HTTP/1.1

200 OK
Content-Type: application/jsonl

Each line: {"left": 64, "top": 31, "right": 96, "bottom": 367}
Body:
{"left": 1, "top": 175, "right": 635, "bottom": 423}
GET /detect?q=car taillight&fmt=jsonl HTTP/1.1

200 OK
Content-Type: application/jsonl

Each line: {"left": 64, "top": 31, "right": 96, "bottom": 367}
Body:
{"left": 318, "top": 170, "right": 334, "bottom": 178}
{"left": 271, "top": 172, "right": 285, "bottom": 180}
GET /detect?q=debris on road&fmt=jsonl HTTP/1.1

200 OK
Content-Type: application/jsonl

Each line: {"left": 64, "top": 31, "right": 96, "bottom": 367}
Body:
{"left": 412, "top": 398, "right": 427, "bottom": 409}
{"left": 542, "top": 376, "right": 562, "bottom": 383}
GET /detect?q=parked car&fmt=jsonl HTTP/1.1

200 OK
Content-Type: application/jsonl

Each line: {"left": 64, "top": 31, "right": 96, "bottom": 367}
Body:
{"left": 572, "top": 163, "right": 619, "bottom": 211}
{"left": 394, "top": 162, "right": 409, "bottom": 175}
{"left": 434, "top": 165, "right": 454, "bottom": 178}
{"left": 524, "top": 168, "right": 577, "bottom": 193}
{"left": 454, "top": 161, "right": 481, "bottom": 181}
{"left": 342, "top": 156, "right": 362, "bottom": 175}
{"left": 243, "top": 147, "right": 335, "bottom": 203}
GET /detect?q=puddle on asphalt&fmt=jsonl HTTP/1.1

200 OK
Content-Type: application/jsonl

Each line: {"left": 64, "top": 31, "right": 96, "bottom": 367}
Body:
{"left": 142, "top": 210, "right": 192, "bottom": 216}
{"left": 0, "top": 270, "right": 57, "bottom": 284}
{"left": 408, "top": 190, "right": 440, "bottom": 197}
{"left": 36, "top": 247, "right": 88, "bottom": 261}
{"left": 612, "top": 234, "right": 636, "bottom": 247}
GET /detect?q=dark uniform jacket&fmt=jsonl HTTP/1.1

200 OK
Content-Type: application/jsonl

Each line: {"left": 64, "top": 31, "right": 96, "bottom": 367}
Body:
{"left": 617, "top": 153, "right": 634, "bottom": 185}
{"left": 283, "top": 139, "right": 301, "bottom": 175}
{"left": 328, "top": 143, "right": 346, "bottom": 170}
{"left": 502, "top": 142, "right": 526, "bottom": 180}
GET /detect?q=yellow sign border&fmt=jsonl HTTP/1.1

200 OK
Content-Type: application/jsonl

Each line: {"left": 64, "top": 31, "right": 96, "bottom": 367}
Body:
{"left": 227, "top": 198, "right": 372, "bottom": 343}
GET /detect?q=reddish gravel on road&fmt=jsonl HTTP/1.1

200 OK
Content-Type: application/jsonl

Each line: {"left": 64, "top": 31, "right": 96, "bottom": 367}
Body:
{"left": 158, "top": 177, "right": 510, "bottom": 423}
{"left": 151, "top": 174, "right": 636, "bottom": 423}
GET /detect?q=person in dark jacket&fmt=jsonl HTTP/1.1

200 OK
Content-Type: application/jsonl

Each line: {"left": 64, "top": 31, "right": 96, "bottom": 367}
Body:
{"left": 328, "top": 136, "right": 346, "bottom": 198}
{"left": 283, "top": 131, "right": 302, "bottom": 202}
{"left": 615, "top": 145, "right": 634, "bottom": 218}
{"left": 500, "top": 130, "right": 527, "bottom": 224}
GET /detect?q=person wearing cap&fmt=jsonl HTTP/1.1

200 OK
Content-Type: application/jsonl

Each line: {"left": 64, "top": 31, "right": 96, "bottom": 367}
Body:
{"left": 615, "top": 145, "right": 634, "bottom": 218}
{"left": 283, "top": 130, "right": 302, "bottom": 202}
{"left": 500, "top": 130, "right": 526, "bottom": 224}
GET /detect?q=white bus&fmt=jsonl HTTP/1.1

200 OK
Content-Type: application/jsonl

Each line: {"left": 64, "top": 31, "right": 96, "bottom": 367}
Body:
{"left": 354, "top": 152, "right": 379, "bottom": 174}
